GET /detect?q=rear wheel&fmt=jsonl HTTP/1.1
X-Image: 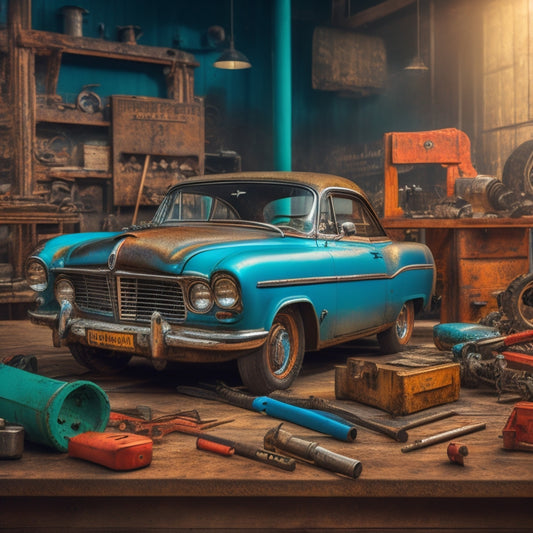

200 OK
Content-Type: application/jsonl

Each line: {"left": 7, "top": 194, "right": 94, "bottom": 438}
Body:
{"left": 502, "top": 140, "right": 533, "bottom": 196}
{"left": 69, "top": 344, "right": 132, "bottom": 374}
{"left": 500, "top": 272, "right": 533, "bottom": 331}
{"left": 237, "top": 307, "right": 305, "bottom": 395}
{"left": 377, "top": 301, "right": 415, "bottom": 354}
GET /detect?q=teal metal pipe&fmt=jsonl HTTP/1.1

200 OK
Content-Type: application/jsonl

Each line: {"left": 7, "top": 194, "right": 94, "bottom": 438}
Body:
{"left": 273, "top": 0, "right": 292, "bottom": 170}
{"left": 0, "top": 364, "right": 110, "bottom": 452}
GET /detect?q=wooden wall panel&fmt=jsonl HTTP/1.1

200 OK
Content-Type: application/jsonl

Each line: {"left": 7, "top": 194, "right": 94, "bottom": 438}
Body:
{"left": 481, "top": 0, "right": 532, "bottom": 176}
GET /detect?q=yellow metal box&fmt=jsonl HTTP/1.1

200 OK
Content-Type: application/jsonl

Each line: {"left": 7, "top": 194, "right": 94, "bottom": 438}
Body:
{"left": 335, "top": 358, "right": 460, "bottom": 416}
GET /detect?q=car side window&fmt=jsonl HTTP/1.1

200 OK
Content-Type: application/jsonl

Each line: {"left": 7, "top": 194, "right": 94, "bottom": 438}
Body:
{"left": 318, "top": 196, "right": 337, "bottom": 234}
{"left": 320, "top": 194, "right": 386, "bottom": 238}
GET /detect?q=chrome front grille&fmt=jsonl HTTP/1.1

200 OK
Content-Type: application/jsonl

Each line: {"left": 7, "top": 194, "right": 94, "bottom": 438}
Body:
{"left": 69, "top": 273, "right": 186, "bottom": 324}
{"left": 70, "top": 273, "right": 114, "bottom": 316}
{"left": 117, "top": 277, "right": 186, "bottom": 323}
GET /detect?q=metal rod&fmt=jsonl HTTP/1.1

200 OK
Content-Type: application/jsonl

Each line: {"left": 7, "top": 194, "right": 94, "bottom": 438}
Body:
{"left": 401, "top": 423, "right": 487, "bottom": 453}
{"left": 132, "top": 154, "right": 150, "bottom": 225}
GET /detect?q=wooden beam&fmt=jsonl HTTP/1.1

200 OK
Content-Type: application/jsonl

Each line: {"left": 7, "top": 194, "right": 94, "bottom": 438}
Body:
{"left": 17, "top": 29, "right": 199, "bottom": 67}
{"left": 337, "top": 0, "right": 415, "bottom": 29}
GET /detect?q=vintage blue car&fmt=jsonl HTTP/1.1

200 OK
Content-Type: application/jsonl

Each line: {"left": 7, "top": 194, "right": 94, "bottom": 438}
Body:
{"left": 26, "top": 172, "right": 435, "bottom": 394}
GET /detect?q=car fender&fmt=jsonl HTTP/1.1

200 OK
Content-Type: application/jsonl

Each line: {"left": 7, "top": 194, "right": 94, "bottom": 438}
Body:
{"left": 183, "top": 241, "right": 334, "bottom": 334}
{"left": 378, "top": 241, "right": 435, "bottom": 317}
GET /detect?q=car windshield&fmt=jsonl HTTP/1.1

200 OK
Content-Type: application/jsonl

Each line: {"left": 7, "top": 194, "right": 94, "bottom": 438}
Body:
{"left": 154, "top": 181, "right": 316, "bottom": 234}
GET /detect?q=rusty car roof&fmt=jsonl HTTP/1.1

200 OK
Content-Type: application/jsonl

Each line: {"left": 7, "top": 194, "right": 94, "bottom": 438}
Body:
{"left": 175, "top": 171, "right": 367, "bottom": 197}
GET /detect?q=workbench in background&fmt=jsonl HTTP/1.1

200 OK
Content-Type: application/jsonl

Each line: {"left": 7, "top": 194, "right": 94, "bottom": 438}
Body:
{"left": 384, "top": 217, "right": 532, "bottom": 324}
{"left": 0, "top": 320, "right": 531, "bottom": 531}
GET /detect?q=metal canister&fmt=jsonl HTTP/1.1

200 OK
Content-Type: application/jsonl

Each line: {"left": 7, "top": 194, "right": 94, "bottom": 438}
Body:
{"left": 117, "top": 25, "right": 142, "bottom": 44}
{"left": 0, "top": 418, "right": 24, "bottom": 459}
{"left": 60, "top": 6, "right": 89, "bottom": 37}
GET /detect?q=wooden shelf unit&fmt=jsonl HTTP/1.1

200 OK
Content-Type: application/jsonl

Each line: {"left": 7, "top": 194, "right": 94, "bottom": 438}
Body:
{"left": 0, "top": 2, "right": 204, "bottom": 306}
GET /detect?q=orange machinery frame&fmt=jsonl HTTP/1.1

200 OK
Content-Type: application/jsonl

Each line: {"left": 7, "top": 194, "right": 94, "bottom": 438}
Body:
{"left": 381, "top": 128, "right": 531, "bottom": 323}
{"left": 383, "top": 128, "right": 478, "bottom": 218}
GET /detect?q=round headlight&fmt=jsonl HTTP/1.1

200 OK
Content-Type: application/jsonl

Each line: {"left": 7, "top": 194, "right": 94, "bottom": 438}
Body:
{"left": 189, "top": 282, "right": 213, "bottom": 313}
{"left": 25, "top": 258, "right": 48, "bottom": 291}
{"left": 54, "top": 278, "right": 75, "bottom": 303}
{"left": 214, "top": 277, "right": 239, "bottom": 309}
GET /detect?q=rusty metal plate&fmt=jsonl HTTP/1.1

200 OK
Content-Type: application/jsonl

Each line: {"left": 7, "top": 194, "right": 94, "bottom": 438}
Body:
{"left": 312, "top": 27, "right": 386, "bottom": 94}
{"left": 87, "top": 329, "right": 135, "bottom": 351}
{"left": 112, "top": 96, "right": 204, "bottom": 206}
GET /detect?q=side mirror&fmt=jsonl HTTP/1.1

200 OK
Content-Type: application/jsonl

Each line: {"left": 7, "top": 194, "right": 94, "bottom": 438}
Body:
{"left": 341, "top": 221, "right": 356, "bottom": 236}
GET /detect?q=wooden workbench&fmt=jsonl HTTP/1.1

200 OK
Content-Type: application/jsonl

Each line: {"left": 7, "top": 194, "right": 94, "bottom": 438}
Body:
{"left": 383, "top": 216, "right": 533, "bottom": 324}
{"left": 0, "top": 320, "right": 532, "bottom": 532}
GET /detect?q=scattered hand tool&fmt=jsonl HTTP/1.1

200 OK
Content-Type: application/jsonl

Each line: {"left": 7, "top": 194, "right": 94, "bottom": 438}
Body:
{"left": 502, "top": 401, "right": 533, "bottom": 451}
{"left": 108, "top": 405, "right": 152, "bottom": 422}
{"left": 270, "top": 391, "right": 410, "bottom": 442}
{"left": 110, "top": 409, "right": 233, "bottom": 442}
{"left": 68, "top": 431, "right": 153, "bottom": 471}
{"left": 1, "top": 354, "right": 38, "bottom": 373}
{"left": 401, "top": 422, "right": 486, "bottom": 453}
{"left": 264, "top": 424, "right": 362, "bottom": 479}
{"left": 176, "top": 383, "right": 357, "bottom": 442}
{"left": 398, "top": 410, "right": 458, "bottom": 431}
{"left": 195, "top": 433, "right": 296, "bottom": 471}
{"left": 270, "top": 392, "right": 459, "bottom": 442}
{"left": 455, "top": 329, "right": 533, "bottom": 373}
{"left": 461, "top": 329, "right": 533, "bottom": 355}
{"left": 447, "top": 441, "right": 468, "bottom": 465}
{"left": 196, "top": 437, "right": 235, "bottom": 457}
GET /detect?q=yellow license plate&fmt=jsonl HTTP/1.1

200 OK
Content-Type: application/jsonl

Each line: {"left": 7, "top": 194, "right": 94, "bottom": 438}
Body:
{"left": 87, "top": 330, "right": 135, "bottom": 351}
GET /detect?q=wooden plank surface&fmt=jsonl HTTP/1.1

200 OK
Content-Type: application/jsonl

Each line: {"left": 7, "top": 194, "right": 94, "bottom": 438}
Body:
{"left": 0, "top": 319, "right": 532, "bottom": 531}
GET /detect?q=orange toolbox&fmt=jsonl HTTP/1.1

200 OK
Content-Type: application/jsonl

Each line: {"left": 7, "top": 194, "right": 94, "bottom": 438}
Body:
{"left": 68, "top": 431, "right": 153, "bottom": 470}
{"left": 335, "top": 357, "right": 460, "bottom": 416}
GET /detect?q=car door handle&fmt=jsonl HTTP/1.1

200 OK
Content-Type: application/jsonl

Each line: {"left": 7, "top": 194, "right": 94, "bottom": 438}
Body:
{"left": 370, "top": 251, "right": 382, "bottom": 259}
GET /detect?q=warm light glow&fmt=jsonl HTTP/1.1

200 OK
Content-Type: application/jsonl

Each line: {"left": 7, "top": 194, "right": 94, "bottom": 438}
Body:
{"left": 214, "top": 44, "right": 251, "bottom": 70}
{"left": 214, "top": 0, "right": 251, "bottom": 70}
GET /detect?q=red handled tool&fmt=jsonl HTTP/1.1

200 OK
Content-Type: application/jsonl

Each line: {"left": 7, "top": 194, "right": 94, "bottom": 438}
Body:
{"left": 195, "top": 433, "right": 296, "bottom": 471}
{"left": 459, "top": 330, "right": 533, "bottom": 372}
{"left": 196, "top": 437, "right": 235, "bottom": 456}
{"left": 68, "top": 431, "right": 153, "bottom": 470}
{"left": 109, "top": 409, "right": 233, "bottom": 442}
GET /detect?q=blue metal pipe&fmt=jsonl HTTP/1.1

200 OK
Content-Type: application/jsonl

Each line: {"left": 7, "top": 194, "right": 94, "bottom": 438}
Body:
{"left": 251, "top": 396, "right": 357, "bottom": 442}
{"left": 273, "top": 0, "right": 291, "bottom": 170}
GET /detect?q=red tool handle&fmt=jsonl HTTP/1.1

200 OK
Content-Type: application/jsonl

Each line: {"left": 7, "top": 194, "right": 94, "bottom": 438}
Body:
{"left": 503, "top": 330, "right": 533, "bottom": 347}
{"left": 196, "top": 437, "right": 235, "bottom": 456}
{"left": 502, "top": 351, "right": 533, "bottom": 372}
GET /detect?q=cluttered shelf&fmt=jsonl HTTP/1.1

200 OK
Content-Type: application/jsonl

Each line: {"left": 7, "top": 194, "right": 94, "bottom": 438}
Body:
{"left": 0, "top": 320, "right": 532, "bottom": 532}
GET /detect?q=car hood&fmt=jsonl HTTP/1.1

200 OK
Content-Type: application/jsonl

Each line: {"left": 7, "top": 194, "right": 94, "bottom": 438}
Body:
{"left": 63, "top": 224, "right": 280, "bottom": 274}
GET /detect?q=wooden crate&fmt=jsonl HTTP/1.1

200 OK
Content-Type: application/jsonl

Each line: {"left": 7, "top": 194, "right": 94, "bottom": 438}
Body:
{"left": 335, "top": 357, "right": 460, "bottom": 416}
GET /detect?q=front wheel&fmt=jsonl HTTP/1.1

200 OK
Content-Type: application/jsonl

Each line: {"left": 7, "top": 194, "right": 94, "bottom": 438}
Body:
{"left": 69, "top": 344, "right": 132, "bottom": 374}
{"left": 237, "top": 307, "right": 305, "bottom": 395}
{"left": 377, "top": 301, "right": 415, "bottom": 354}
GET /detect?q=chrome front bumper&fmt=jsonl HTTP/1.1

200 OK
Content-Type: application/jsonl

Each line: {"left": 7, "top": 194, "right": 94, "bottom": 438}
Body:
{"left": 29, "top": 304, "right": 268, "bottom": 363}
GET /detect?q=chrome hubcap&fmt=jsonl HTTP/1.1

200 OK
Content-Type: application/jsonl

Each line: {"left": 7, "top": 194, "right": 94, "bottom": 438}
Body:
{"left": 396, "top": 305, "right": 409, "bottom": 340}
{"left": 270, "top": 324, "right": 291, "bottom": 375}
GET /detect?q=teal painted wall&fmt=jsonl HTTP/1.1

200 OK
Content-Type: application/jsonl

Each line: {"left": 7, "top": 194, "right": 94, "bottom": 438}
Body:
{"left": 30, "top": 0, "right": 432, "bottom": 183}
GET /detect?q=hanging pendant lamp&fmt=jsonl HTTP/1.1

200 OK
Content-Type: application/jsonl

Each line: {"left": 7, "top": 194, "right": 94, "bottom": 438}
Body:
{"left": 405, "top": 0, "right": 428, "bottom": 71}
{"left": 214, "top": 0, "right": 251, "bottom": 70}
